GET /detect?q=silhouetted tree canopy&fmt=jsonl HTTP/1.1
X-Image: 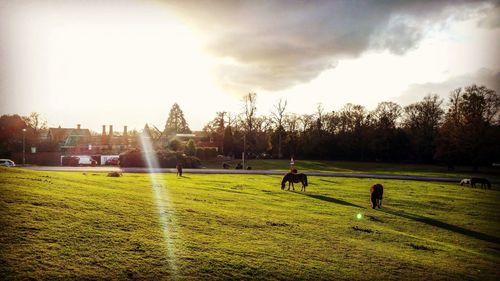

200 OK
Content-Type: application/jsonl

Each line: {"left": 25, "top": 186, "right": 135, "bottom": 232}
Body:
{"left": 201, "top": 85, "right": 498, "bottom": 169}
{"left": 165, "top": 103, "right": 191, "bottom": 135}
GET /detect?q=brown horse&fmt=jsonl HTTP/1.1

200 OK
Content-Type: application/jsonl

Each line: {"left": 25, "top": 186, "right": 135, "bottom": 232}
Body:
{"left": 281, "top": 172, "right": 308, "bottom": 192}
{"left": 370, "top": 184, "right": 384, "bottom": 209}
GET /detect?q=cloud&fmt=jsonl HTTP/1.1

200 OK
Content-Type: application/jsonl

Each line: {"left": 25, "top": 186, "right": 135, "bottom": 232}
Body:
{"left": 166, "top": 0, "right": 498, "bottom": 93}
{"left": 394, "top": 68, "right": 500, "bottom": 105}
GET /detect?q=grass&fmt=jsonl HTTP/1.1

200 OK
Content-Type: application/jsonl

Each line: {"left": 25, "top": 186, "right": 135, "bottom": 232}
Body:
{"left": 203, "top": 159, "right": 500, "bottom": 181}
{"left": 1, "top": 167, "right": 499, "bottom": 280}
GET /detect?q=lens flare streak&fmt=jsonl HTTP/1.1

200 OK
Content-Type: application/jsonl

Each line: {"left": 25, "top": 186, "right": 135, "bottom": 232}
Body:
{"left": 139, "top": 133, "right": 178, "bottom": 276}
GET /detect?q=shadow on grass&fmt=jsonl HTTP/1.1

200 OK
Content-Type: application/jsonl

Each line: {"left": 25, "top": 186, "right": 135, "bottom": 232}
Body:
{"left": 295, "top": 192, "right": 365, "bottom": 209}
{"left": 381, "top": 208, "right": 500, "bottom": 244}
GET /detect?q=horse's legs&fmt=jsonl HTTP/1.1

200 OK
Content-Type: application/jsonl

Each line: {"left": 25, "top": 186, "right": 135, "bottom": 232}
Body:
{"left": 371, "top": 194, "right": 376, "bottom": 209}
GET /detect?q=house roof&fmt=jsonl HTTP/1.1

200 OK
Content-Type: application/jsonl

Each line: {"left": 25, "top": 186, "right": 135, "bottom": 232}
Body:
{"left": 48, "top": 127, "right": 91, "bottom": 144}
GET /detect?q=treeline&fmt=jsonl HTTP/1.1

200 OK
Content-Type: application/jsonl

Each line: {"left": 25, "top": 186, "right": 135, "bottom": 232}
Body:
{"left": 203, "top": 85, "right": 499, "bottom": 169}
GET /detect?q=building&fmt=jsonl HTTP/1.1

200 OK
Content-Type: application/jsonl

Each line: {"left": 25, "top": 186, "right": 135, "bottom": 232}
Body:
{"left": 47, "top": 124, "right": 92, "bottom": 154}
{"left": 41, "top": 124, "right": 131, "bottom": 155}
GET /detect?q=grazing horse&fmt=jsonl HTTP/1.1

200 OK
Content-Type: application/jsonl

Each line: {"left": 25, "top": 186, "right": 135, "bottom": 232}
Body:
{"left": 471, "top": 177, "right": 491, "bottom": 189}
{"left": 460, "top": 179, "right": 471, "bottom": 186}
{"left": 370, "top": 184, "right": 384, "bottom": 209}
{"left": 281, "top": 172, "right": 308, "bottom": 192}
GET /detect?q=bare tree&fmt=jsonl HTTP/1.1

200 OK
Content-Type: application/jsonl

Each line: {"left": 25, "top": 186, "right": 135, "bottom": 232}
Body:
{"left": 372, "top": 101, "right": 402, "bottom": 129}
{"left": 271, "top": 99, "right": 287, "bottom": 158}
{"left": 403, "top": 94, "right": 444, "bottom": 162}
{"left": 22, "top": 112, "right": 47, "bottom": 138}
{"left": 241, "top": 93, "right": 257, "bottom": 155}
{"left": 242, "top": 93, "right": 257, "bottom": 133}
{"left": 315, "top": 103, "right": 325, "bottom": 132}
{"left": 299, "top": 114, "right": 314, "bottom": 133}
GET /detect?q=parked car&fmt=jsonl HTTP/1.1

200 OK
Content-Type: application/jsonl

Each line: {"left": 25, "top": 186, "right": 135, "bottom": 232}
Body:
{"left": 0, "top": 159, "right": 16, "bottom": 167}
{"left": 61, "top": 156, "right": 80, "bottom": 166}
{"left": 105, "top": 157, "right": 120, "bottom": 166}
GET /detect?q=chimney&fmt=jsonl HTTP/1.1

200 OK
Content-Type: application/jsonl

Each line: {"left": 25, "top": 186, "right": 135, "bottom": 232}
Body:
{"left": 77, "top": 124, "right": 81, "bottom": 130}
{"left": 101, "top": 125, "right": 107, "bottom": 145}
{"left": 123, "top": 125, "right": 128, "bottom": 145}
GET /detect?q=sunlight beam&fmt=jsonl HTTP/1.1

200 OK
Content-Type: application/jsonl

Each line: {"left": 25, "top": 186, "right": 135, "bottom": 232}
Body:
{"left": 138, "top": 132, "right": 178, "bottom": 277}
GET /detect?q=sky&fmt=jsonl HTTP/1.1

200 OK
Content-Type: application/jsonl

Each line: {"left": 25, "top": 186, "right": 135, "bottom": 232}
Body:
{"left": 0, "top": 0, "right": 499, "bottom": 132}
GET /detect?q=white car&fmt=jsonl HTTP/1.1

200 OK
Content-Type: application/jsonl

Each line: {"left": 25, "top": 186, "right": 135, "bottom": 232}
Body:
{"left": 0, "top": 159, "right": 16, "bottom": 167}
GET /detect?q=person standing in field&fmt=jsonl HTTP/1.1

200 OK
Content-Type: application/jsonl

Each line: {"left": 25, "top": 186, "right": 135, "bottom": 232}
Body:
{"left": 176, "top": 162, "right": 183, "bottom": 177}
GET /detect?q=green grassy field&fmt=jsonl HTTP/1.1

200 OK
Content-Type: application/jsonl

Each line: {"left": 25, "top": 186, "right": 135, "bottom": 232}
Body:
{"left": 203, "top": 159, "right": 500, "bottom": 181}
{"left": 1, "top": 167, "right": 499, "bottom": 280}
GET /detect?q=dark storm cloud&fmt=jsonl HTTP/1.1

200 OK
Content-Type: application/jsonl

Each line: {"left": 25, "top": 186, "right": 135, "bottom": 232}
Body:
{"left": 166, "top": 0, "right": 498, "bottom": 92}
{"left": 395, "top": 68, "right": 500, "bottom": 106}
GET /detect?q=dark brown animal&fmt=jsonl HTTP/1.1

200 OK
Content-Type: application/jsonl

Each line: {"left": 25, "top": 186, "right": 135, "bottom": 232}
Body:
{"left": 470, "top": 178, "right": 491, "bottom": 189}
{"left": 370, "top": 184, "right": 384, "bottom": 209}
{"left": 107, "top": 172, "right": 122, "bottom": 177}
{"left": 281, "top": 172, "right": 308, "bottom": 192}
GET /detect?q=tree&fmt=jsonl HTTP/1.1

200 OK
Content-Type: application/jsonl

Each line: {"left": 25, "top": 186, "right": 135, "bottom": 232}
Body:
{"left": 222, "top": 125, "right": 234, "bottom": 156}
{"left": 0, "top": 114, "right": 27, "bottom": 157}
{"left": 168, "top": 139, "right": 183, "bottom": 151}
{"left": 315, "top": 103, "right": 325, "bottom": 132}
{"left": 203, "top": 111, "right": 226, "bottom": 152}
{"left": 370, "top": 101, "right": 407, "bottom": 161}
{"left": 22, "top": 112, "right": 47, "bottom": 139}
{"left": 186, "top": 139, "right": 196, "bottom": 156}
{"left": 242, "top": 93, "right": 257, "bottom": 155}
{"left": 436, "top": 85, "right": 499, "bottom": 169}
{"left": 271, "top": 99, "right": 287, "bottom": 158}
{"left": 373, "top": 101, "right": 402, "bottom": 129}
{"left": 165, "top": 103, "right": 191, "bottom": 135}
{"left": 435, "top": 88, "right": 463, "bottom": 167}
{"left": 403, "top": 95, "right": 444, "bottom": 162}
{"left": 334, "top": 104, "right": 370, "bottom": 160}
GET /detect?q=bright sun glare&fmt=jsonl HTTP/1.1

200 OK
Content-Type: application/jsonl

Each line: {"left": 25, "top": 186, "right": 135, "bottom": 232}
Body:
{"left": 2, "top": 1, "right": 226, "bottom": 131}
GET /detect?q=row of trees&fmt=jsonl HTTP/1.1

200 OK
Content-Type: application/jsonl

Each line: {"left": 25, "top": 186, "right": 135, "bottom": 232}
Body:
{"left": 1, "top": 84, "right": 498, "bottom": 169}
{"left": 0, "top": 113, "right": 49, "bottom": 158}
{"left": 203, "top": 85, "right": 499, "bottom": 169}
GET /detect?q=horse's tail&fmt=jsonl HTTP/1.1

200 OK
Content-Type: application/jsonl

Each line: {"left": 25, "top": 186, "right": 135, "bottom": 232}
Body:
{"left": 303, "top": 174, "right": 308, "bottom": 186}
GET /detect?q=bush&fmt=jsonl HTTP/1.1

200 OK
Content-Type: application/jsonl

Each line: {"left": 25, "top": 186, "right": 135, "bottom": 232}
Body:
{"left": 119, "top": 149, "right": 201, "bottom": 168}
{"left": 119, "top": 149, "right": 145, "bottom": 167}
{"left": 195, "top": 147, "right": 219, "bottom": 160}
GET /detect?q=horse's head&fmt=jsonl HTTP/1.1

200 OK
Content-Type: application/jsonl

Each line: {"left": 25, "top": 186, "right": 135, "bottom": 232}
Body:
{"left": 281, "top": 181, "right": 286, "bottom": 190}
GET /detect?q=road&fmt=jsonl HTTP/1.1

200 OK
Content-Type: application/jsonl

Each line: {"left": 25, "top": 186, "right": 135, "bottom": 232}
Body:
{"left": 21, "top": 166, "right": 466, "bottom": 183}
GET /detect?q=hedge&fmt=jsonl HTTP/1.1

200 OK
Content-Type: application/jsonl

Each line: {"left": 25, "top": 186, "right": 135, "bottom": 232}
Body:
{"left": 119, "top": 149, "right": 201, "bottom": 168}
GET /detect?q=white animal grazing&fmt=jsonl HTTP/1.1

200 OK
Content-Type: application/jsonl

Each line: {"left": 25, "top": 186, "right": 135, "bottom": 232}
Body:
{"left": 460, "top": 179, "right": 471, "bottom": 186}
